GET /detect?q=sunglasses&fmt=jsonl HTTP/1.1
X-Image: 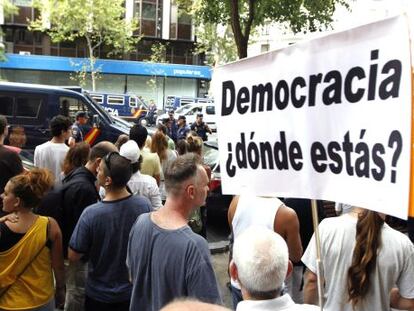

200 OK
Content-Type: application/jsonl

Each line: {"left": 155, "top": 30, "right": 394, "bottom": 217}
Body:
{"left": 104, "top": 151, "right": 119, "bottom": 176}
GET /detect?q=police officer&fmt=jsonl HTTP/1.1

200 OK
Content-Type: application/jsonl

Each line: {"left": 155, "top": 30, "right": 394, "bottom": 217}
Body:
{"left": 177, "top": 115, "right": 190, "bottom": 141}
{"left": 190, "top": 113, "right": 212, "bottom": 141}
{"left": 68, "top": 111, "right": 88, "bottom": 146}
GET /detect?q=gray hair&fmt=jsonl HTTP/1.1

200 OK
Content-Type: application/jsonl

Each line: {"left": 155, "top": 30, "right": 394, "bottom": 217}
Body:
{"left": 233, "top": 226, "right": 288, "bottom": 295}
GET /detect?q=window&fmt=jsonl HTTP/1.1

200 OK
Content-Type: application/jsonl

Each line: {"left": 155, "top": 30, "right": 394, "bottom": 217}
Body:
{"left": 261, "top": 44, "right": 270, "bottom": 53}
{"left": 129, "top": 97, "right": 138, "bottom": 108}
{"left": 107, "top": 95, "right": 124, "bottom": 106}
{"left": 91, "top": 94, "right": 104, "bottom": 104}
{"left": 186, "top": 106, "right": 201, "bottom": 116}
{"left": 16, "top": 97, "right": 42, "bottom": 118}
{"left": 0, "top": 96, "right": 14, "bottom": 116}
{"left": 135, "top": 0, "right": 163, "bottom": 37}
{"left": 206, "top": 106, "right": 215, "bottom": 115}
{"left": 59, "top": 96, "right": 91, "bottom": 124}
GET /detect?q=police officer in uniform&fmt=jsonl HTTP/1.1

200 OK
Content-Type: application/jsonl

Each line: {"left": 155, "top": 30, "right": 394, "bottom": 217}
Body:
{"left": 190, "top": 113, "right": 212, "bottom": 141}
{"left": 69, "top": 111, "right": 89, "bottom": 146}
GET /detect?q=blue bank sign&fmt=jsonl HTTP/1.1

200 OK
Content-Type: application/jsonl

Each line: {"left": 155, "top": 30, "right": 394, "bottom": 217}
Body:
{"left": 0, "top": 54, "right": 212, "bottom": 80}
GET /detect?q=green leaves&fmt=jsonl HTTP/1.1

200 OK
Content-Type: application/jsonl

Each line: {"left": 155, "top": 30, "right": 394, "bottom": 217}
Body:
{"left": 178, "top": 0, "right": 349, "bottom": 59}
{"left": 30, "top": 0, "right": 139, "bottom": 90}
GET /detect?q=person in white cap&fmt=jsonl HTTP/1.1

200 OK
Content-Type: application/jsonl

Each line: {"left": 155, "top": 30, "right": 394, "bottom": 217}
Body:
{"left": 120, "top": 140, "right": 162, "bottom": 210}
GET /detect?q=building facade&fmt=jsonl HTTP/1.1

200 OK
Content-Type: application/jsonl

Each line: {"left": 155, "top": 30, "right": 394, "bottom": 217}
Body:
{"left": 0, "top": 0, "right": 210, "bottom": 109}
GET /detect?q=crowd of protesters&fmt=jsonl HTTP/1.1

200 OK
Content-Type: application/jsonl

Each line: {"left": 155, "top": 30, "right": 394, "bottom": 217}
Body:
{"left": 0, "top": 113, "right": 414, "bottom": 311}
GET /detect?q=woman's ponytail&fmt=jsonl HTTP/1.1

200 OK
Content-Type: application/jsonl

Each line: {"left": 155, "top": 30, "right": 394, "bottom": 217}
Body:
{"left": 347, "top": 210, "right": 384, "bottom": 307}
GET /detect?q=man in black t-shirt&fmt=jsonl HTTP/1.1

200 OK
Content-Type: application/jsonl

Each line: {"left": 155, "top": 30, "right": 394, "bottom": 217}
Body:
{"left": 0, "top": 115, "right": 23, "bottom": 213}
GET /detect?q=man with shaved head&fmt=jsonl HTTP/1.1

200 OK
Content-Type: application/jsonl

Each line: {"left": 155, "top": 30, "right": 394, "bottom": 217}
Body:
{"left": 127, "top": 153, "right": 221, "bottom": 310}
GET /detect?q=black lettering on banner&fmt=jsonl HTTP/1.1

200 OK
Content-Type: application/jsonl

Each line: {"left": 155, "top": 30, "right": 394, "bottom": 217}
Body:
{"left": 368, "top": 49, "right": 379, "bottom": 100}
{"left": 247, "top": 132, "right": 260, "bottom": 169}
{"left": 237, "top": 87, "right": 250, "bottom": 114}
{"left": 291, "top": 77, "right": 306, "bottom": 108}
{"left": 289, "top": 141, "right": 303, "bottom": 170}
{"left": 226, "top": 143, "right": 236, "bottom": 178}
{"left": 236, "top": 133, "right": 247, "bottom": 168}
{"left": 327, "top": 141, "right": 343, "bottom": 174}
{"left": 220, "top": 49, "right": 404, "bottom": 116}
{"left": 273, "top": 131, "right": 289, "bottom": 169}
{"left": 354, "top": 130, "right": 370, "bottom": 178}
{"left": 379, "top": 60, "right": 402, "bottom": 100}
{"left": 224, "top": 130, "right": 403, "bottom": 184}
{"left": 371, "top": 143, "right": 385, "bottom": 181}
{"left": 222, "top": 80, "right": 235, "bottom": 116}
{"left": 311, "top": 142, "right": 328, "bottom": 173}
{"left": 323, "top": 70, "right": 342, "bottom": 105}
{"left": 308, "top": 73, "right": 323, "bottom": 107}
{"left": 252, "top": 83, "right": 273, "bottom": 112}
{"left": 260, "top": 142, "right": 274, "bottom": 169}
{"left": 344, "top": 66, "right": 366, "bottom": 103}
{"left": 342, "top": 132, "right": 354, "bottom": 176}
{"left": 275, "top": 80, "right": 289, "bottom": 110}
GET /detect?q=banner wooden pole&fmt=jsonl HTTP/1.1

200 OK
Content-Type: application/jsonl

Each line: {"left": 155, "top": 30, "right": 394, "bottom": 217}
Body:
{"left": 409, "top": 69, "right": 414, "bottom": 217}
{"left": 311, "top": 199, "right": 324, "bottom": 310}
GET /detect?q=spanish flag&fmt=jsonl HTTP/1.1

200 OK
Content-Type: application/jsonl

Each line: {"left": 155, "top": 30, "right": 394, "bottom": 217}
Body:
{"left": 84, "top": 127, "right": 101, "bottom": 145}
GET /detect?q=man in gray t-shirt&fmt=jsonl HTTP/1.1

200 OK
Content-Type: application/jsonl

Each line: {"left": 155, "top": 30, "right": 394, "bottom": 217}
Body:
{"left": 126, "top": 153, "right": 222, "bottom": 311}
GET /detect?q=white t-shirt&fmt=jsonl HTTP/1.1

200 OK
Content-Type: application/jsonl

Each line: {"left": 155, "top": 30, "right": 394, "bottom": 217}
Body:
{"left": 34, "top": 141, "right": 69, "bottom": 185}
{"left": 237, "top": 294, "right": 319, "bottom": 311}
{"left": 128, "top": 171, "right": 162, "bottom": 210}
{"left": 302, "top": 213, "right": 414, "bottom": 311}
{"left": 231, "top": 195, "right": 283, "bottom": 289}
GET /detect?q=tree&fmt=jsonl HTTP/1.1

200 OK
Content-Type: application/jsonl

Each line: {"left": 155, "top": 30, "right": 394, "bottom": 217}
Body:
{"left": 179, "top": 0, "right": 349, "bottom": 59}
{"left": 195, "top": 23, "right": 238, "bottom": 66}
{"left": 0, "top": 0, "right": 18, "bottom": 61}
{"left": 30, "top": 0, "right": 138, "bottom": 90}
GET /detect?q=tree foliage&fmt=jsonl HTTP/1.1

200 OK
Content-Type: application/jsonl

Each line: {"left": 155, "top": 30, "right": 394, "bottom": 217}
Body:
{"left": 179, "top": 0, "right": 349, "bottom": 59}
{"left": 195, "top": 23, "right": 238, "bottom": 66}
{"left": 0, "top": 0, "right": 18, "bottom": 61}
{"left": 30, "top": 0, "right": 139, "bottom": 90}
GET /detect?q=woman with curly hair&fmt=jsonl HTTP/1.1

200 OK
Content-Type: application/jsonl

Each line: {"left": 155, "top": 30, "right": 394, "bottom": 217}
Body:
{"left": 0, "top": 169, "right": 65, "bottom": 310}
{"left": 302, "top": 207, "right": 414, "bottom": 311}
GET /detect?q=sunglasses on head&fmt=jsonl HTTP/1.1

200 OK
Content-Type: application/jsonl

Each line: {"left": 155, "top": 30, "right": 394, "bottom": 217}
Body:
{"left": 104, "top": 152, "right": 119, "bottom": 176}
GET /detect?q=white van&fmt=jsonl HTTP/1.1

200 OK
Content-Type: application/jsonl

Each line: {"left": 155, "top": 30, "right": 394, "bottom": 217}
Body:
{"left": 157, "top": 103, "right": 217, "bottom": 132}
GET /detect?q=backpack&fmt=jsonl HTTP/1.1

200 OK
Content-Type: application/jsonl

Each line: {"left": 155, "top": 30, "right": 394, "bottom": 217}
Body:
{"left": 34, "top": 180, "right": 77, "bottom": 231}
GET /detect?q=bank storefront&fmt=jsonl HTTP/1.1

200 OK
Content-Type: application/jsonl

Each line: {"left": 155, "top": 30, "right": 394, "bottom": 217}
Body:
{"left": 0, "top": 53, "right": 211, "bottom": 110}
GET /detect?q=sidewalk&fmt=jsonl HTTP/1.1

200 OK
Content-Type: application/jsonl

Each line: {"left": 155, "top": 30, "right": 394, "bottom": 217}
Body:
{"left": 211, "top": 251, "right": 232, "bottom": 309}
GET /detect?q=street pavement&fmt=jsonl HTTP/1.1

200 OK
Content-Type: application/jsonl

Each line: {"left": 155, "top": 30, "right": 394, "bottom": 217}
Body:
{"left": 211, "top": 250, "right": 233, "bottom": 309}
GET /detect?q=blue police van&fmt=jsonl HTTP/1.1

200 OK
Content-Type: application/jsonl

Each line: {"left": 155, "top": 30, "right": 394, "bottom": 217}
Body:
{"left": 0, "top": 82, "right": 130, "bottom": 153}
{"left": 88, "top": 91, "right": 151, "bottom": 121}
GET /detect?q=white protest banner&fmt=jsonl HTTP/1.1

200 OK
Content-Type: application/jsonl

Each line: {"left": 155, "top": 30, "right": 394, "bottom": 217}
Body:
{"left": 212, "top": 15, "right": 412, "bottom": 219}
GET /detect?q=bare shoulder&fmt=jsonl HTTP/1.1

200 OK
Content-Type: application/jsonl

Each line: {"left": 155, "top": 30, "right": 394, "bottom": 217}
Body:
{"left": 277, "top": 204, "right": 299, "bottom": 223}
{"left": 47, "top": 217, "right": 62, "bottom": 240}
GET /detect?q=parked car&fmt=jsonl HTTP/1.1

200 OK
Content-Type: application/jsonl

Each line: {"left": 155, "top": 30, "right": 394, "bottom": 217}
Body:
{"left": 157, "top": 103, "right": 217, "bottom": 132}
{"left": 203, "top": 141, "right": 233, "bottom": 227}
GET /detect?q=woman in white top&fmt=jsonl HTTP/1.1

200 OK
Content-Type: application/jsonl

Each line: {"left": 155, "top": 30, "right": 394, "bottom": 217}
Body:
{"left": 150, "top": 131, "right": 177, "bottom": 201}
{"left": 302, "top": 208, "right": 414, "bottom": 311}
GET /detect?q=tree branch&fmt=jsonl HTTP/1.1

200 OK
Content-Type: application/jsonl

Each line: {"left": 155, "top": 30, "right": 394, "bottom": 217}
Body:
{"left": 244, "top": 0, "right": 256, "bottom": 40}
{"left": 229, "top": 0, "right": 244, "bottom": 58}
